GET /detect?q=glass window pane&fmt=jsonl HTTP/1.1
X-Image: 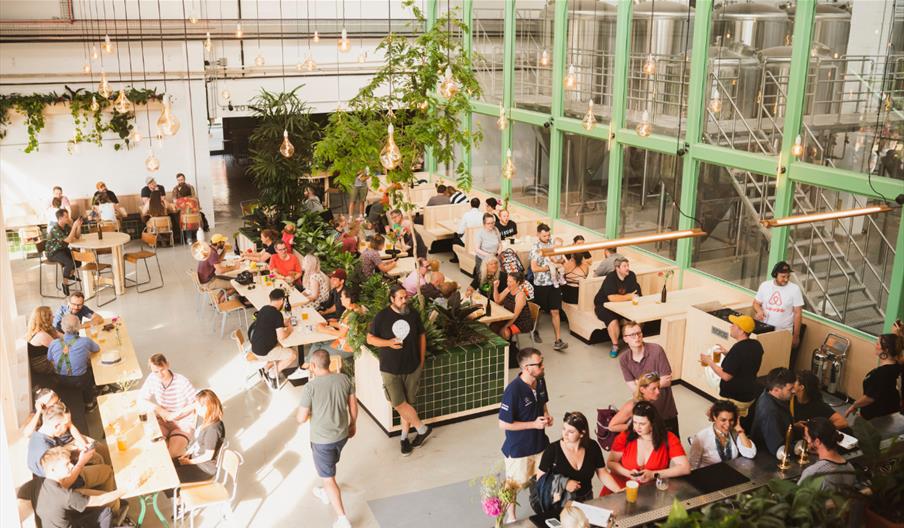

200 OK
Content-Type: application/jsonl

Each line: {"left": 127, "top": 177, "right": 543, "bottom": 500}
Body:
{"left": 472, "top": 5, "right": 505, "bottom": 104}
{"left": 513, "top": 3, "right": 554, "bottom": 113}
{"left": 509, "top": 121, "right": 549, "bottom": 213}
{"left": 690, "top": 163, "right": 770, "bottom": 290}
{"left": 559, "top": 133, "right": 609, "bottom": 231}
{"left": 619, "top": 147, "right": 683, "bottom": 260}
{"left": 471, "top": 113, "right": 501, "bottom": 194}
{"left": 786, "top": 185, "right": 899, "bottom": 335}
{"left": 562, "top": 1, "right": 618, "bottom": 121}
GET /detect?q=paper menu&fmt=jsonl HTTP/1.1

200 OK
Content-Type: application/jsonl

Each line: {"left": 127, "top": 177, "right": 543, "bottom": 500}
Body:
{"left": 573, "top": 502, "right": 612, "bottom": 527}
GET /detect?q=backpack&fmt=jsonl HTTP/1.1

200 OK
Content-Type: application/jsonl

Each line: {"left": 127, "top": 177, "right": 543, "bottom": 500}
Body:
{"left": 499, "top": 248, "right": 524, "bottom": 275}
{"left": 596, "top": 406, "right": 618, "bottom": 451}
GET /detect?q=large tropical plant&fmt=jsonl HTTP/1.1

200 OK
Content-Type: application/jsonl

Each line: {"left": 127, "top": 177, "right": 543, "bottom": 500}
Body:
{"left": 247, "top": 86, "right": 318, "bottom": 221}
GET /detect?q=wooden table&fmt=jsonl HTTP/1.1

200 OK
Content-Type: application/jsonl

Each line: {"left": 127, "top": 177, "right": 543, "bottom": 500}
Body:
{"left": 230, "top": 278, "right": 335, "bottom": 347}
{"left": 85, "top": 318, "right": 142, "bottom": 387}
{"left": 603, "top": 286, "right": 724, "bottom": 323}
{"left": 386, "top": 256, "right": 416, "bottom": 277}
{"left": 467, "top": 292, "right": 515, "bottom": 325}
{"left": 70, "top": 232, "right": 131, "bottom": 295}
{"left": 97, "top": 390, "right": 179, "bottom": 526}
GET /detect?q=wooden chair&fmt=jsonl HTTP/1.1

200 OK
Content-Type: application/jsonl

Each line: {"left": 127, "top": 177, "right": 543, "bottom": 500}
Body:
{"left": 231, "top": 330, "right": 271, "bottom": 390}
{"left": 146, "top": 216, "right": 174, "bottom": 247}
{"left": 71, "top": 249, "right": 116, "bottom": 307}
{"left": 180, "top": 212, "right": 203, "bottom": 245}
{"left": 207, "top": 291, "right": 248, "bottom": 337}
{"left": 176, "top": 449, "right": 243, "bottom": 528}
{"left": 123, "top": 232, "right": 164, "bottom": 293}
{"left": 35, "top": 240, "right": 67, "bottom": 298}
{"left": 186, "top": 270, "right": 211, "bottom": 314}
{"left": 516, "top": 302, "right": 541, "bottom": 347}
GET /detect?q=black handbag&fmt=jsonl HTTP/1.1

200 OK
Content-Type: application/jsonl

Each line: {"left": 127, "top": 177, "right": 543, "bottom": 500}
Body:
{"left": 235, "top": 271, "right": 254, "bottom": 285}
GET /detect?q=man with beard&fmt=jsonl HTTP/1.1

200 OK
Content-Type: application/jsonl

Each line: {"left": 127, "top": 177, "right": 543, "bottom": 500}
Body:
{"left": 367, "top": 285, "right": 432, "bottom": 456}
{"left": 196, "top": 234, "right": 237, "bottom": 296}
{"left": 594, "top": 257, "right": 641, "bottom": 358}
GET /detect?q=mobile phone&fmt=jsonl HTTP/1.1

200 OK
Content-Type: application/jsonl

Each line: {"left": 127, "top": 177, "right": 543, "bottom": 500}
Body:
{"left": 545, "top": 519, "right": 561, "bottom": 528}
{"left": 151, "top": 435, "right": 164, "bottom": 443}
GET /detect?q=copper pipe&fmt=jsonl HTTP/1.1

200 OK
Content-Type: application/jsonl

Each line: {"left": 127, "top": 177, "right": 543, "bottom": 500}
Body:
{"left": 539, "top": 228, "right": 707, "bottom": 257}
{"left": 761, "top": 205, "right": 892, "bottom": 228}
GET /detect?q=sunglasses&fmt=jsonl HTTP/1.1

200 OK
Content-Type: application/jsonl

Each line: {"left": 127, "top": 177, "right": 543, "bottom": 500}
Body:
{"left": 524, "top": 360, "right": 544, "bottom": 368}
{"left": 641, "top": 371, "right": 660, "bottom": 380}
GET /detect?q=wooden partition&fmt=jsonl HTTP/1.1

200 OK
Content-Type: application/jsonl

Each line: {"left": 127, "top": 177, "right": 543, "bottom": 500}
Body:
{"left": 796, "top": 315, "right": 879, "bottom": 400}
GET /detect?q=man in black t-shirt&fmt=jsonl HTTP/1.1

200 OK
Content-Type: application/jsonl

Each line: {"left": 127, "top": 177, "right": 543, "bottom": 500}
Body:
{"left": 367, "top": 285, "right": 432, "bottom": 456}
{"left": 593, "top": 257, "right": 641, "bottom": 358}
{"left": 751, "top": 368, "right": 795, "bottom": 460}
{"left": 318, "top": 269, "right": 347, "bottom": 321}
{"left": 700, "top": 315, "right": 763, "bottom": 428}
{"left": 250, "top": 289, "right": 304, "bottom": 387}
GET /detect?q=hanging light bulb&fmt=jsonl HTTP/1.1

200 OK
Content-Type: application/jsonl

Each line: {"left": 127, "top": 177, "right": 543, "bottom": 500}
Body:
{"left": 708, "top": 87, "right": 722, "bottom": 114}
{"left": 303, "top": 55, "right": 317, "bottom": 71}
{"left": 338, "top": 28, "right": 351, "bottom": 52}
{"left": 582, "top": 99, "right": 596, "bottom": 131}
{"left": 357, "top": 51, "right": 367, "bottom": 63}
{"left": 204, "top": 32, "right": 212, "bottom": 52}
{"left": 102, "top": 34, "right": 114, "bottom": 54}
{"left": 189, "top": 14, "right": 199, "bottom": 24}
{"left": 98, "top": 72, "right": 112, "bottom": 98}
{"left": 235, "top": 23, "right": 243, "bottom": 38}
{"left": 539, "top": 48, "right": 550, "bottom": 67}
{"left": 145, "top": 149, "right": 160, "bottom": 172}
{"left": 255, "top": 53, "right": 265, "bottom": 66}
{"left": 502, "top": 149, "right": 515, "bottom": 180}
{"left": 90, "top": 95, "right": 100, "bottom": 112}
{"left": 221, "top": 89, "right": 231, "bottom": 102}
{"left": 91, "top": 44, "right": 99, "bottom": 60}
{"left": 128, "top": 128, "right": 143, "bottom": 144}
{"left": 438, "top": 66, "right": 460, "bottom": 99}
{"left": 417, "top": 100, "right": 429, "bottom": 111}
{"left": 642, "top": 54, "right": 656, "bottom": 76}
{"left": 791, "top": 134, "right": 804, "bottom": 157}
{"left": 279, "top": 129, "right": 295, "bottom": 158}
{"left": 636, "top": 110, "right": 652, "bottom": 137}
{"left": 113, "top": 88, "right": 134, "bottom": 114}
{"left": 496, "top": 104, "right": 508, "bottom": 131}
{"left": 82, "top": 62, "right": 91, "bottom": 74}
{"left": 380, "top": 123, "right": 402, "bottom": 171}
{"left": 313, "top": 30, "right": 320, "bottom": 43}
{"left": 156, "top": 96, "right": 181, "bottom": 136}
{"left": 564, "top": 64, "right": 577, "bottom": 90}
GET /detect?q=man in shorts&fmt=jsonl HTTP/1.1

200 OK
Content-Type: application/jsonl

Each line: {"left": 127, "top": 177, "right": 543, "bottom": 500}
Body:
{"left": 349, "top": 169, "right": 369, "bottom": 219}
{"left": 249, "top": 288, "right": 307, "bottom": 387}
{"left": 529, "top": 223, "right": 568, "bottom": 350}
{"left": 499, "top": 347, "right": 551, "bottom": 523}
{"left": 139, "top": 354, "right": 197, "bottom": 457}
{"left": 298, "top": 349, "right": 357, "bottom": 528}
{"left": 367, "top": 285, "right": 432, "bottom": 456}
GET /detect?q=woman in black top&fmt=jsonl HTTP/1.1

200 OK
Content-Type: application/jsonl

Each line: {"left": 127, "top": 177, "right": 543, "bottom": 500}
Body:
{"left": 466, "top": 256, "right": 507, "bottom": 298}
{"left": 845, "top": 334, "right": 903, "bottom": 420}
{"left": 537, "top": 411, "right": 620, "bottom": 502}
{"left": 792, "top": 371, "right": 848, "bottom": 429}
{"left": 561, "top": 236, "right": 591, "bottom": 305}
{"left": 495, "top": 208, "right": 518, "bottom": 240}
{"left": 176, "top": 389, "right": 226, "bottom": 483}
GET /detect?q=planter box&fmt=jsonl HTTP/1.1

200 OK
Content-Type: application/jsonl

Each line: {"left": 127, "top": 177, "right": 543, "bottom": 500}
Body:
{"left": 354, "top": 324, "right": 510, "bottom": 436}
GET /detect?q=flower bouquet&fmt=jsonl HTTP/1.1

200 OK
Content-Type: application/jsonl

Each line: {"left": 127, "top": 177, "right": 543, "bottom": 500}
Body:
{"left": 475, "top": 469, "right": 519, "bottom": 528}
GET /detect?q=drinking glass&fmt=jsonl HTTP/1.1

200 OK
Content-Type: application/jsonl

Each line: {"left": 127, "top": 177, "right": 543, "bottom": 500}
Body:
{"left": 625, "top": 480, "right": 639, "bottom": 503}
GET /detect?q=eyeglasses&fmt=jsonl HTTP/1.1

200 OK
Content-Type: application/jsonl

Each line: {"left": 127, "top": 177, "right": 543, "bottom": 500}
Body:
{"left": 276, "top": 247, "right": 287, "bottom": 252}
{"left": 624, "top": 332, "right": 643, "bottom": 339}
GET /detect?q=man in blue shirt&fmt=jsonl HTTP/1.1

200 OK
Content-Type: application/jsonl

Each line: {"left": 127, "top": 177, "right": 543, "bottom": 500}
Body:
{"left": 48, "top": 314, "right": 100, "bottom": 409}
{"left": 53, "top": 292, "right": 103, "bottom": 331}
{"left": 499, "top": 347, "right": 552, "bottom": 523}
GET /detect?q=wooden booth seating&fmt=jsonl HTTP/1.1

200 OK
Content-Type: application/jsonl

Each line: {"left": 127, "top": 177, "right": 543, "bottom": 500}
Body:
{"left": 415, "top": 202, "right": 469, "bottom": 251}
{"left": 69, "top": 194, "right": 143, "bottom": 219}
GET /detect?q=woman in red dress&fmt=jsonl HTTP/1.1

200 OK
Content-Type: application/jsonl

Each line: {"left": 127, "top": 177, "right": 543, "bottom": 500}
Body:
{"left": 601, "top": 401, "right": 691, "bottom": 495}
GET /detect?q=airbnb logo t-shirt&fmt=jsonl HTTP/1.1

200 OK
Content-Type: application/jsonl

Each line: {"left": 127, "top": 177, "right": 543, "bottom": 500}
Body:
{"left": 755, "top": 280, "right": 804, "bottom": 331}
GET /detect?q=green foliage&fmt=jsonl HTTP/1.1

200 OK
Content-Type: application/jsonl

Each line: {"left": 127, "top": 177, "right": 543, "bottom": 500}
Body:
{"left": 660, "top": 477, "right": 850, "bottom": 528}
{"left": 313, "top": 0, "right": 482, "bottom": 199}
{"left": 848, "top": 419, "right": 904, "bottom": 522}
{"left": 432, "top": 294, "right": 484, "bottom": 346}
{"left": 246, "top": 87, "right": 319, "bottom": 221}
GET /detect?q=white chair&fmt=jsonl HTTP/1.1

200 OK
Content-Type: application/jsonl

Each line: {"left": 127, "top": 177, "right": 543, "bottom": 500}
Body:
{"left": 232, "top": 330, "right": 268, "bottom": 390}
{"left": 208, "top": 291, "right": 248, "bottom": 337}
{"left": 186, "top": 270, "right": 211, "bottom": 314}
{"left": 176, "top": 449, "right": 243, "bottom": 528}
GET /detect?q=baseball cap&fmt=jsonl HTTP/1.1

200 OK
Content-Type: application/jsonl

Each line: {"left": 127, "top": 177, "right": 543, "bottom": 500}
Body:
{"left": 330, "top": 269, "right": 347, "bottom": 281}
{"left": 210, "top": 233, "right": 227, "bottom": 244}
{"left": 728, "top": 314, "right": 755, "bottom": 334}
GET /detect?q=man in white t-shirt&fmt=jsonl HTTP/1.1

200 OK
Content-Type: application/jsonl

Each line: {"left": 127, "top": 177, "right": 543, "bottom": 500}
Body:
{"left": 754, "top": 261, "right": 804, "bottom": 363}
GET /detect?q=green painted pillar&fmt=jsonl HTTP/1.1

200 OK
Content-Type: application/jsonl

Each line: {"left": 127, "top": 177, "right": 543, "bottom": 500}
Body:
{"left": 462, "top": 0, "right": 474, "bottom": 185}
{"left": 767, "top": 1, "right": 815, "bottom": 270}
{"left": 425, "top": 0, "right": 438, "bottom": 176}
{"left": 545, "top": 0, "right": 568, "bottom": 219}
{"left": 885, "top": 217, "right": 904, "bottom": 331}
{"left": 604, "top": 0, "right": 633, "bottom": 239}
{"left": 675, "top": 0, "right": 713, "bottom": 272}
{"left": 500, "top": 0, "right": 516, "bottom": 200}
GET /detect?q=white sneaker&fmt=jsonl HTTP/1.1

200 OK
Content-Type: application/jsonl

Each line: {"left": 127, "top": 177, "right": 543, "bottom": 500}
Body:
{"left": 287, "top": 368, "right": 310, "bottom": 381}
{"left": 312, "top": 486, "right": 330, "bottom": 505}
{"left": 333, "top": 516, "right": 352, "bottom": 528}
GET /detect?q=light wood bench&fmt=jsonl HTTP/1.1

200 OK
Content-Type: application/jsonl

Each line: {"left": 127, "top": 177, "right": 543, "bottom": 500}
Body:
{"left": 416, "top": 202, "right": 469, "bottom": 251}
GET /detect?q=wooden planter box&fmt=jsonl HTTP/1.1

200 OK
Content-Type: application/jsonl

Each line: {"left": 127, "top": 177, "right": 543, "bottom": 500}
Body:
{"left": 354, "top": 324, "right": 510, "bottom": 436}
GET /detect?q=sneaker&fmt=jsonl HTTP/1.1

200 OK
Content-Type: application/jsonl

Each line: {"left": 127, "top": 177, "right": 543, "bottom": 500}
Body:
{"left": 287, "top": 368, "right": 310, "bottom": 381}
{"left": 411, "top": 426, "right": 433, "bottom": 448}
{"left": 531, "top": 330, "right": 543, "bottom": 344}
{"left": 333, "top": 516, "right": 352, "bottom": 528}
{"left": 609, "top": 347, "right": 619, "bottom": 359}
{"left": 400, "top": 439, "right": 413, "bottom": 456}
{"left": 312, "top": 486, "right": 330, "bottom": 505}
{"left": 553, "top": 339, "right": 568, "bottom": 351}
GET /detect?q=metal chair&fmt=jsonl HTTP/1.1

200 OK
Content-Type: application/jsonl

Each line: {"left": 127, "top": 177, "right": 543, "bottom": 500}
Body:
{"left": 35, "top": 240, "right": 66, "bottom": 299}
{"left": 517, "top": 302, "right": 541, "bottom": 347}
{"left": 186, "top": 270, "right": 210, "bottom": 314}
{"left": 146, "top": 216, "right": 174, "bottom": 247}
{"left": 71, "top": 249, "right": 116, "bottom": 307}
{"left": 231, "top": 329, "right": 272, "bottom": 390}
{"left": 176, "top": 449, "right": 243, "bottom": 528}
{"left": 207, "top": 291, "right": 248, "bottom": 337}
{"left": 123, "top": 232, "right": 164, "bottom": 293}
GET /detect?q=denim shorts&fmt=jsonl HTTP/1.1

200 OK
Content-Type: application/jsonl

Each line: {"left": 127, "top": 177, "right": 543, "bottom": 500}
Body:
{"left": 311, "top": 438, "right": 348, "bottom": 478}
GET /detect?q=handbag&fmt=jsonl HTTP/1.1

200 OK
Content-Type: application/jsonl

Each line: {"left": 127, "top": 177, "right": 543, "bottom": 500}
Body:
{"left": 235, "top": 271, "right": 254, "bottom": 285}
{"left": 596, "top": 406, "right": 618, "bottom": 451}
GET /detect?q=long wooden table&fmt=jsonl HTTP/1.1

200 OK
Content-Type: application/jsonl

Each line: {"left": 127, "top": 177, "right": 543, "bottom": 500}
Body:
{"left": 86, "top": 318, "right": 143, "bottom": 387}
{"left": 230, "top": 277, "right": 336, "bottom": 348}
{"left": 603, "top": 286, "right": 724, "bottom": 323}
{"left": 98, "top": 390, "right": 179, "bottom": 526}
{"left": 467, "top": 291, "right": 515, "bottom": 325}
{"left": 386, "top": 256, "right": 416, "bottom": 277}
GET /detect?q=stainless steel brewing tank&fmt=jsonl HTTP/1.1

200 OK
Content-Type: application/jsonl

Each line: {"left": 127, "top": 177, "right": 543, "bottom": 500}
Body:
{"left": 760, "top": 44, "right": 842, "bottom": 119}
{"left": 786, "top": 4, "right": 851, "bottom": 57}
{"left": 713, "top": 2, "right": 790, "bottom": 51}
{"left": 629, "top": 1, "right": 694, "bottom": 116}
{"left": 631, "top": 1, "right": 694, "bottom": 57}
{"left": 555, "top": 0, "right": 617, "bottom": 107}
{"left": 708, "top": 42, "right": 763, "bottom": 119}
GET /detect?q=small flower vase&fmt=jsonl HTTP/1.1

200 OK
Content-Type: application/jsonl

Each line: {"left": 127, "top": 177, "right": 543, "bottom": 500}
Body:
{"left": 661, "top": 283, "right": 668, "bottom": 303}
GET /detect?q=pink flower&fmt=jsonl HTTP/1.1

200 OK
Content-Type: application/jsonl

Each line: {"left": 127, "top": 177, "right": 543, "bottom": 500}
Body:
{"left": 482, "top": 497, "right": 503, "bottom": 517}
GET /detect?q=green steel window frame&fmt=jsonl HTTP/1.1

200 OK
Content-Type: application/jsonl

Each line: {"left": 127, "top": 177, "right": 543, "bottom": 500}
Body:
{"left": 459, "top": 0, "right": 903, "bottom": 332}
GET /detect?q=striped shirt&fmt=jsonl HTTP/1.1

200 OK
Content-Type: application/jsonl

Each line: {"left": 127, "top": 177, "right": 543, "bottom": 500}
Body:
{"left": 449, "top": 191, "right": 467, "bottom": 204}
{"left": 140, "top": 371, "right": 197, "bottom": 427}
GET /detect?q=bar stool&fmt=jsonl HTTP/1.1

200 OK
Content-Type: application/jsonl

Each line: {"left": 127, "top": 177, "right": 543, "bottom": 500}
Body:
{"left": 72, "top": 249, "right": 116, "bottom": 307}
{"left": 35, "top": 240, "right": 67, "bottom": 299}
{"left": 123, "top": 232, "right": 164, "bottom": 293}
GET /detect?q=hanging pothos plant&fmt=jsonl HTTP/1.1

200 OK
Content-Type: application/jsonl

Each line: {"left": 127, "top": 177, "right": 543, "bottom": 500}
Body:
{"left": 313, "top": 0, "right": 483, "bottom": 214}
{"left": 0, "top": 86, "right": 163, "bottom": 153}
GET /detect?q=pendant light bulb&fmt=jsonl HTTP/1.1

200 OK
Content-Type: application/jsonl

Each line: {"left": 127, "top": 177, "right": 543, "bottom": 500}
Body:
{"left": 539, "top": 48, "right": 550, "bottom": 67}
{"left": 636, "top": 110, "right": 653, "bottom": 137}
{"left": 791, "top": 134, "right": 804, "bottom": 157}
{"left": 279, "top": 129, "right": 295, "bottom": 158}
{"left": 380, "top": 123, "right": 402, "bottom": 171}
{"left": 83, "top": 62, "right": 92, "bottom": 74}
{"left": 255, "top": 53, "right": 265, "bottom": 66}
{"left": 113, "top": 88, "right": 134, "bottom": 114}
{"left": 564, "top": 64, "right": 577, "bottom": 90}
{"left": 145, "top": 149, "right": 160, "bottom": 172}
{"left": 235, "top": 23, "right": 243, "bottom": 38}
{"left": 102, "top": 34, "right": 114, "bottom": 54}
{"left": 128, "top": 128, "right": 143, "bottom": 144}
{"left": 357, "top": 51, "right": 367, "bottom": 63}
{"left": 221, "top": 89, "right": 231, "bottom": 102}
{"left": 338, "top": 28, "right": 351, "bottom": 52}
{"left": 156, "top": 96, "right": 181, "bottom": 136}
{"left": 91, "top": 44, "right": 99, "bottom": 60}
{"left": 642, "top": 54, "right": 656, "bottom": 76}
{"left": 438, "top": 66, "right": 460, "bottom": 99}
{"left": 303, "top": 56, "right": 316, "bottom": 71}
{"left": 90, "top": 95, "right": 100, "bottom": 112}
{"left": 204, "top": 32, "right": 212, "bottom": 52}
{"left": 582, "top": 100, "right": 596, "bottom": 131}
{"left": 708, "top": 88, "right": 722, "bottom": 114}
{"left": 502, "top": 149, "right": 515, "bottom": 180}
{"left": 496, "top": 104, "right": 507, "bottom": 131}
{"left": 98, "top": 72, "right": 112, "bottom": 98}
{"left": 189, "top": 14, "right": 199, "bottom": 24}
{"left": 313, "top": 30, "right": 320, "bottom": 43}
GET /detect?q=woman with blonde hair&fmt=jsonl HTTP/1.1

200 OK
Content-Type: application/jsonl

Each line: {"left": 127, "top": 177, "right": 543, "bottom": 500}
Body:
{"left": 27, "top": 305, "right": 59, "bottom": 376}
{"left": 607, "top": 372, "right": 679, "bottom": 435}
{"left": 560, "top": 501, "right": 590, "bottom": 528}
{"left": 175, "top": 389, "right": 226, "bottom": 483}
{"left": 300, "top": 254, "right": 331, "bottom": 308}
{"left": 466, "top": 256, "right": 505, "bottom": 299}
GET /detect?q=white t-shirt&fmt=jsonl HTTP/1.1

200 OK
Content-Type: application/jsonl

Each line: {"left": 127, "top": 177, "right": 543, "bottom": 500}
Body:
{"left": 755, "top": 280, "right": 804, "bottom": 331}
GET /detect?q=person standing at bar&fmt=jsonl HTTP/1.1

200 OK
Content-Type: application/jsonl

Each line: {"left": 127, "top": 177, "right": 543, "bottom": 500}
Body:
{"left": 700, "top": 315, "right": 763, "bottom": 430}
{"left": 753, "top": 261, "right": 804, "bottom": 368}
{"left": 618, "top": 321, "right": 679, "bottom": 435}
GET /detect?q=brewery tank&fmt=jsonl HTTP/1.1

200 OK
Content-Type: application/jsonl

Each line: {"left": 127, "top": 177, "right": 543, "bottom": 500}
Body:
{"left": 761, "top": 44, "right": 842, "bottom": 118}
{"left": 552, "top": 0, "right": 617, "bottom": 113}
{"left": 708, "top": 41, "right": 763, "bottom": 120}
{"left": 713, "top": 2, "right": 790, "bottom": 51}
{"left": 786, "top": 4, "right": 851, "bottom": 57}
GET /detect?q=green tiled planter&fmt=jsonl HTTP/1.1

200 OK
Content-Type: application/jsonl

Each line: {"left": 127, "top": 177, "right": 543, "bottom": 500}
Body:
{"left": 354, "top": 323, "right": 510, "bottom": 436}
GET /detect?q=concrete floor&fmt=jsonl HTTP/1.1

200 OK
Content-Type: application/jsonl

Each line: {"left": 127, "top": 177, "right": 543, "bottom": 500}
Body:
{"left": 11, "top": 156, "right": 715, "bottom": 528}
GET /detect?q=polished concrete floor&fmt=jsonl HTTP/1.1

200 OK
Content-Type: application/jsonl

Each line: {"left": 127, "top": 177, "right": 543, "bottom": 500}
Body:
{"left": 10, "top": 156, "right": 715, "bottom": 527}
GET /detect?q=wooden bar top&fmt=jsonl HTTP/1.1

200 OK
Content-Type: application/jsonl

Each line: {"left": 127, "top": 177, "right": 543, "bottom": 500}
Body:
{"left": 603, "top": 286, "right": 725, "bottom": 323}
{"left": 87, "top": 319, "right": 142, "bottom": 387}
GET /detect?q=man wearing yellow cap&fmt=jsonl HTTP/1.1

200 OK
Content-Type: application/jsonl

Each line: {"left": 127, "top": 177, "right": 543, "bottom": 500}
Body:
{"left": 196, "top": 234, "right": 236, "bottom": 296}
{"left": 700, "top": 314, "right": 764, "bottom": 427}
